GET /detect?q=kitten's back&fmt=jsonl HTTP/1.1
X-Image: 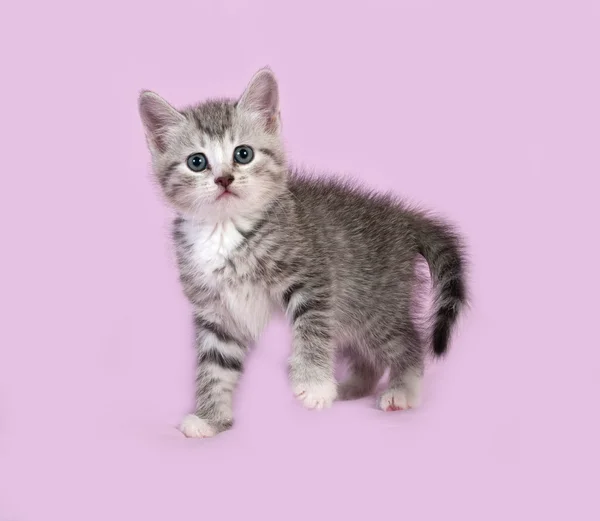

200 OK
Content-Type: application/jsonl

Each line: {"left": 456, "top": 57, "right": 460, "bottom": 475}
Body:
{"left": 288, "top": 172, "right": 467, "bottom": 357}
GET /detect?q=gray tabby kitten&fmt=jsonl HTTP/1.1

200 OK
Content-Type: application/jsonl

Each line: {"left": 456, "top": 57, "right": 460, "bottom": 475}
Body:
{"left": 138, "top": 68, "right": 467, "bottom": 438}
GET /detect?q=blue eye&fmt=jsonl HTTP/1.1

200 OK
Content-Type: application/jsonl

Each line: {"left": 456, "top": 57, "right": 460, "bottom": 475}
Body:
{"left": 187, "top": 153, "right": 208, "bottom": 172}
{"left": 234, "top": 145, "right": 254, "bottom": 165}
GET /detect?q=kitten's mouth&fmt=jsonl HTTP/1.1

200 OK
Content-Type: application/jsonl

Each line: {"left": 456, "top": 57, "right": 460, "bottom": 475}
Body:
{"left": 216, "top": 189, "right": 238, "bottom": 201}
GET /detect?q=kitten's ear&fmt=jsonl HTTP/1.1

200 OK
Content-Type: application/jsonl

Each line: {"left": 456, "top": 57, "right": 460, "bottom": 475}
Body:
{"left": 237, "top": 68, "right": 280, "bottom": 133}
{"left": 138, "top": 91, "right": 186, "bottom": 153}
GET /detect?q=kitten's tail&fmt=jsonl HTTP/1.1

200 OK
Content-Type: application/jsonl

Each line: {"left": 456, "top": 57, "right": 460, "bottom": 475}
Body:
{"left": 415, "top": 215, "right": 468, "bottom": 357}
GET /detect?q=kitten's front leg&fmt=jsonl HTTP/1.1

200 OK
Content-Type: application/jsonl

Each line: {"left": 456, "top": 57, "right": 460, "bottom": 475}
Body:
{"left": 284, "top": 284, "right": 337, "bottom": 409}
{"left": 179, "top": 314, "right": 247, "bottom": 438}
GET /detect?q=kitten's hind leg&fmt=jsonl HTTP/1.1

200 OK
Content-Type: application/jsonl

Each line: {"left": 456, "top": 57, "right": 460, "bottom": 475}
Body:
{"left": 377, "top": 324, "right": 425, "bottom": 412}
{"left": 338, "top": 354, "right": 384, "bottom": 401}
{"left": 378, "top": 365, "right": 423, "bottom": 411}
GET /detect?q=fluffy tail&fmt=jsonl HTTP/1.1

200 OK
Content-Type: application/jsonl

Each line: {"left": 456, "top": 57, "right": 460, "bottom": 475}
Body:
{"left": 415, "top": 215, "right": 468, "bottom": 357}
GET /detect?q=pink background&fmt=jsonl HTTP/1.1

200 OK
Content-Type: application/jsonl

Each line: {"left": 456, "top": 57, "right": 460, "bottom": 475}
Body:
{"left": 1, "top": 1, "right": 599, "bottom": 519}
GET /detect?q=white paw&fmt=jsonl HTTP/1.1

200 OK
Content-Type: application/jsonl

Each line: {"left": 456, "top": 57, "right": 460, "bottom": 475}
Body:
{"left": 378, "top": 389, "right": 409, "bottom": 411}
{"left": 179, "top": 414, "right": 217, "bottom": 438}
{"left": 293, "top": 380, "right": 338, "bottom": 410}
{"left": 378, "top": 387, "right": 421, "bottom": 412}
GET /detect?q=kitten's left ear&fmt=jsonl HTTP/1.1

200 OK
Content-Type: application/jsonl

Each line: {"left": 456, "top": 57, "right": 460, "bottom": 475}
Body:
{"left": 237, "top": 67, "right": 280, "bottom": 133}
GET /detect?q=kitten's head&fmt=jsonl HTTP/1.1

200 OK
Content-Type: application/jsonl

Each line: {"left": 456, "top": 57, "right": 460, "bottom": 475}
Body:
{"left": 139, "top": 68, "right": 287, "bottom": 220}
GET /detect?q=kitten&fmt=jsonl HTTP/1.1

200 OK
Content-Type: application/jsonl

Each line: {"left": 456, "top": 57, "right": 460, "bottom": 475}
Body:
{"left": 138, "top": 68, "right": 467, "bottom": 438}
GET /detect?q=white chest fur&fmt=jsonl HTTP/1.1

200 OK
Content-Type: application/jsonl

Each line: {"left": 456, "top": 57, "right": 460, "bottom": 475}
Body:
{"left": 181, "top": 218, "right": 273, "bottom": 340}
{"left": 183, "top": 218, "right": 244, "bottom": 274}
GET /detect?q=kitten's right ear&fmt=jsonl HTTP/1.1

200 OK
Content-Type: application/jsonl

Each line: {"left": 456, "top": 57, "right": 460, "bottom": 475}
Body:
{"left": 138, "top": 91, "right": 185, "bottom": 153}
{"left": 237, "top": 68, "right": 280, "bottom": 133}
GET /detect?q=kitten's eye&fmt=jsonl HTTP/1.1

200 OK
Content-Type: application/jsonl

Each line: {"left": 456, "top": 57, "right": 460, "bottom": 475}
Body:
{"left": 233, "top": 145, "right": 254, "bottom": 165}
{"left": 187, "top": 153, "right": 208, "bottom": 172}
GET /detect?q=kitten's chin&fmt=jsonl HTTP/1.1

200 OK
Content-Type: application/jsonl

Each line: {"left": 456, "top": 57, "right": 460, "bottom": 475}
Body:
{"left": 176, "top": 196, "right": 249, "bottom": 222}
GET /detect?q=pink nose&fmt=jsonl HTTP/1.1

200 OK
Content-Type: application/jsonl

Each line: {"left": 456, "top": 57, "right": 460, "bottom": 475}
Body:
{"left": 215, "top": 175, "right": 234, "bottom": 189}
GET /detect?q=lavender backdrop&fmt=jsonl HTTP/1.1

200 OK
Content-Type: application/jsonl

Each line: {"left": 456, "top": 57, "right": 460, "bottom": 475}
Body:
{"left": 1, "top": 1, "right": 599, "bottom": 520}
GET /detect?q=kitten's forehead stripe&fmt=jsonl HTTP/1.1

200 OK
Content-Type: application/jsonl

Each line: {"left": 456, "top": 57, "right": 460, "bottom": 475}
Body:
{"left": 191, "top": 100, "right": 235, "bottom": 140}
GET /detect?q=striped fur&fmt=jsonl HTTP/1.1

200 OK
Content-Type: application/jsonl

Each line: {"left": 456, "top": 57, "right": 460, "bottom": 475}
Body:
{"left": 139, "top": 68, "right": 468, "bottom": 437}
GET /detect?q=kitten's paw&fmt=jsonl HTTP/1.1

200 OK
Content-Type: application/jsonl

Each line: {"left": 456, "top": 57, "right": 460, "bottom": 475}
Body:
{"left": 293, "top": 380, "right": 337, "bottom": 410}
{"left": 179, "top": 414, "right": 217, "bottom": 438}
{"left": 378, "top": 389, "right": 419, "bottom": 412}
{"left": 379, "top": 371, "right": 423, "bottom": 411}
